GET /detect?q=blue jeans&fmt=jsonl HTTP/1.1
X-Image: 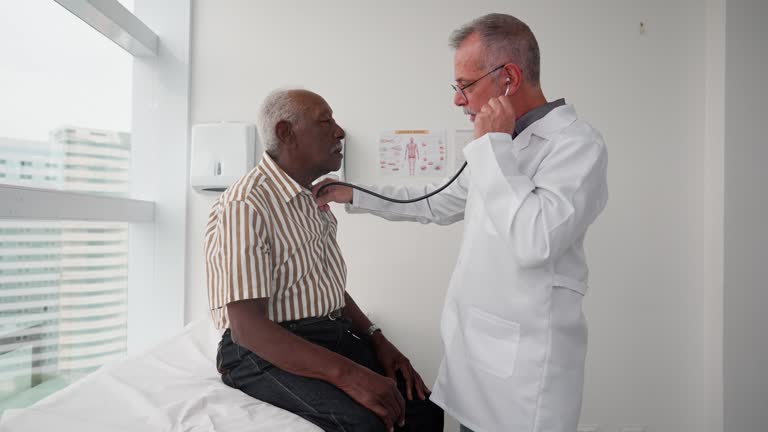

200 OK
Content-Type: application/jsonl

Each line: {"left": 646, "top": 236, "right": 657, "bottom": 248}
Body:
{"left": 216, "top": 317, "right": 444, "bottom": 432}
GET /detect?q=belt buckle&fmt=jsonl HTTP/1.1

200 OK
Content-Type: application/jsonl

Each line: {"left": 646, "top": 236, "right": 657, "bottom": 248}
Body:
{"left": 327, "top": 309, "right": 340, "bottom": 321}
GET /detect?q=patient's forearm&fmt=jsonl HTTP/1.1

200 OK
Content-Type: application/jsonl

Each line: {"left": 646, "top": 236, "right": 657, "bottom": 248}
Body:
{"left": 227, "top": 300, "right": 361, "bottom": 386}
{"left": 342, "top": 292, "right": 374, "bottom": 337}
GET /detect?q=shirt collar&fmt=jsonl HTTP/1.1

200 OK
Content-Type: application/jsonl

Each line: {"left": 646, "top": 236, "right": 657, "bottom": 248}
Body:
{"left": 258, "top": 153, "right": 304, "bottom": 202}
{"left": 513, "top": 98, "right": 566, "bottom": 139}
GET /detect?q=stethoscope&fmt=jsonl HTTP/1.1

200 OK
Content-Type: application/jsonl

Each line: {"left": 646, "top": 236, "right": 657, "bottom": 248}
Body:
{"left": 315, "top": 80, "right": 511, "bottom": 204}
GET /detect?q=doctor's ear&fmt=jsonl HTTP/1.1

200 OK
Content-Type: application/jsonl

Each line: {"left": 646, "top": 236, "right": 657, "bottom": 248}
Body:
{"left": 503, "top": 64, "right": 523, "bottom": 94}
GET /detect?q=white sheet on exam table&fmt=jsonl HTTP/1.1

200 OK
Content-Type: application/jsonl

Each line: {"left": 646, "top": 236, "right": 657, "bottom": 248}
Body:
{"left": 0, "top": 319, "right": 322, "bottom": 432}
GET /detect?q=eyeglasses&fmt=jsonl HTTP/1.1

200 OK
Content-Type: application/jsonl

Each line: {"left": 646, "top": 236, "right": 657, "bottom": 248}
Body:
{"left": 451, "top": 64, "right": 506, "bottom": 102}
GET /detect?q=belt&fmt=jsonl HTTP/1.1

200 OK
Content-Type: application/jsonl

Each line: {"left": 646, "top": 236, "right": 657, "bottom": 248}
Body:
{"left": 278, "top": 309, "right": 343, "bottom": 330}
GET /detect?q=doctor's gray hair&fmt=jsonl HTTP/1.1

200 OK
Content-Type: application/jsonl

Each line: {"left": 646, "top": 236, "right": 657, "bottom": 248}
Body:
{"left": 449, "top": 13, "right": 541, "bottom": 86}
{"left": 257, "top": 89, "right": 308, "bottom": 157}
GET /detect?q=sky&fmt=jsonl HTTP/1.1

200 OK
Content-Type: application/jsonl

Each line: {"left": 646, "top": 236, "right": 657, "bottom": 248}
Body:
{"left": 0, "top": 0, "right": 136, "bottom": 142}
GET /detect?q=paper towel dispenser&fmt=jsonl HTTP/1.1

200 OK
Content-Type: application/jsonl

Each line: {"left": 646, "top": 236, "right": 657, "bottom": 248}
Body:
{"left": 190, "top": 122, "right": 260, "bottom": 192}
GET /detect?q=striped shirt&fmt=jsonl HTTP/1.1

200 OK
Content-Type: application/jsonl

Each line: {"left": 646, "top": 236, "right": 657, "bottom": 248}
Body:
{"left": 204, "top": 153, "right": 347, "bottom": 329}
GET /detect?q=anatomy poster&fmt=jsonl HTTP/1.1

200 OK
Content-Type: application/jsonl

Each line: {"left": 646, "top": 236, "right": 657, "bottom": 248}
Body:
{"left": 378, "top": 130, "right": 446, "bottom": 177}
{"left": 454, "top": 129, "right": 475, "bottom": 169}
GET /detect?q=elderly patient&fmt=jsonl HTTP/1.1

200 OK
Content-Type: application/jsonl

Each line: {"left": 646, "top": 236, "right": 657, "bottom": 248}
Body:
{"left": 204, "top": 89, "right": 443, "bottom": 432}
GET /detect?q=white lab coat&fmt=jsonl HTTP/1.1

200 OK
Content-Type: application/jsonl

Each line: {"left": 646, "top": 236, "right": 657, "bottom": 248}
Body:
{"left": 348, "top": 104, "right": 608, "bottom": 432}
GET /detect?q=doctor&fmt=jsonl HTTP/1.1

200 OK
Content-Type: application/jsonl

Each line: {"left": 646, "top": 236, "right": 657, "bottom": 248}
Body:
{"left": 314, "top": 13, "right": 608, "bottom": 432}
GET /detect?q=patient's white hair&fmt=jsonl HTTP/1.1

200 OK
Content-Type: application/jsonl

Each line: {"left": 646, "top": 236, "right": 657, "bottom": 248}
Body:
{"left": 257, "top": 88, "right": 309, "bottom": 157}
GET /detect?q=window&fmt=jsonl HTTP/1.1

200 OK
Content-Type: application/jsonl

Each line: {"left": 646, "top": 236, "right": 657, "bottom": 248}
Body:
{"left": 0, "top": 0, "right": 134, "bottom": 149}
{"left": 0, "top": 220, "right": 128, "bottom": 408}
{"left": 0, "top": 0, "right": 188, "bottom": 416}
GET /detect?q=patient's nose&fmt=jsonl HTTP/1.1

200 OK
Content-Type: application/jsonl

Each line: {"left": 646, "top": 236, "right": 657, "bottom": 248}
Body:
{"left": 335, "top": 124, "right": 345, "bottom": 139}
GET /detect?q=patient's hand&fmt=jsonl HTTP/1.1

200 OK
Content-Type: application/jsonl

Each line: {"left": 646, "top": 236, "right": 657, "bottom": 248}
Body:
{"left": 312, "top": 178, "right": 352, "bottom": 211}
{"left": 336, "top": 364, "right": 405, "bottom": 432}
{"left": 370, "top": 332, "right": 430, "bottom": 401}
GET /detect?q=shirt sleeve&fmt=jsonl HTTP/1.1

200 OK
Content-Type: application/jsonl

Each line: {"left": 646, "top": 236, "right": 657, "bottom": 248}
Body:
{"left": 220, "top": 200, "right": 273, "bottom": 304}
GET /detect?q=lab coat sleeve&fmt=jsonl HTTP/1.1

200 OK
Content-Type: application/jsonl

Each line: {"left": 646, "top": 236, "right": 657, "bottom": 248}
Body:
{"left": 464, "top": 131, "right": 608, "bottom": 268}
{"left": 346, "top": 166, "right": 469, "bottom": 225}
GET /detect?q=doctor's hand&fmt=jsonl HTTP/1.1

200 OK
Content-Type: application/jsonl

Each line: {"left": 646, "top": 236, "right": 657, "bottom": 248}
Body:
{"left": 474, "top": 95, "right": 517, "bottom": 139}
{"left": 312, "top": 178, "right": 352, "bottom": 212}
{"left": 370, "top": 331, "right": 430, "bottom": 401}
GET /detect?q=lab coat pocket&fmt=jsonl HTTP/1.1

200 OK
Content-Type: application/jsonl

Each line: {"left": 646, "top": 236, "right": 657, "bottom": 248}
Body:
{"left": 465, "top": 307, "right": 521, "bottom": 378}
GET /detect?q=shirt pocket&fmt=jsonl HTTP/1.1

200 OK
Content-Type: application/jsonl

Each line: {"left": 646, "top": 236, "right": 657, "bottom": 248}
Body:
{"left": 465, "top": 307, "right": 521, "bottom": 378}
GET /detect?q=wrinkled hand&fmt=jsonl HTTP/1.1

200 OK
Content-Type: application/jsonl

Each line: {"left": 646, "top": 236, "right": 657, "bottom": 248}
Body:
{"left": 312, "top": 178, "right": 352, "bottom": 212}
{"left": 473, "top": 95, "right": 517, "bottom": 139}
{"left": 337, "top": 364, "right": 405, "bottom": 432}
{"left": 371, "top": 333, "right": 430, "bottom": 401}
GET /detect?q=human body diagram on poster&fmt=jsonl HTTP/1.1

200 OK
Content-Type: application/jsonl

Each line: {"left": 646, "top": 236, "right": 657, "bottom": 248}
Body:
{"left": 378, "top": 130, "right": 446, "bottom": 178}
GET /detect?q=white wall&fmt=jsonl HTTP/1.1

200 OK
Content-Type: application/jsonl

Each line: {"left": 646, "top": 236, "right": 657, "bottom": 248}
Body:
{"left": 724, "top": 0, "right": 768, "bottom": 431}
{"left": 186, "top": 1, "right": 724, "bottom": 430}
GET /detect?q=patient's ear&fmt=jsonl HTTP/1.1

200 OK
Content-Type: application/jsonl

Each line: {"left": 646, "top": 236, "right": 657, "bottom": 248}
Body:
{"left": 275, "top": 120, "right": 295, "bottom": 146}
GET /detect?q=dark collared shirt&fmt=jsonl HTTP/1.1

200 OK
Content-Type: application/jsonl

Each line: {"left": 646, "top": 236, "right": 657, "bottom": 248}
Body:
{"left": 513, "top": 98, "right": 566, "bottom": 138}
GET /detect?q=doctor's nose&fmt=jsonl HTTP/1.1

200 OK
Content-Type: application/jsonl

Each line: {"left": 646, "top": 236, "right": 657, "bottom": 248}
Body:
{"left": 453, "top": 88, "right": 467, "bottom": 107}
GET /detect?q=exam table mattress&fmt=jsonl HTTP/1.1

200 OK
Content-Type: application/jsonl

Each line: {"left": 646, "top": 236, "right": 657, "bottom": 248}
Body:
{"left": 0, "top": 319, "right": 322, "bottom": 432}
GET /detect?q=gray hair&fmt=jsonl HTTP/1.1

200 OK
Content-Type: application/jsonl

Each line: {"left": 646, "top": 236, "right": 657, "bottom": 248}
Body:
{"left": 257, "top": 89, "right": 309, "bottom": 157}
{"left": 449, "top": 13, "right": 541, "bottom": 86}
